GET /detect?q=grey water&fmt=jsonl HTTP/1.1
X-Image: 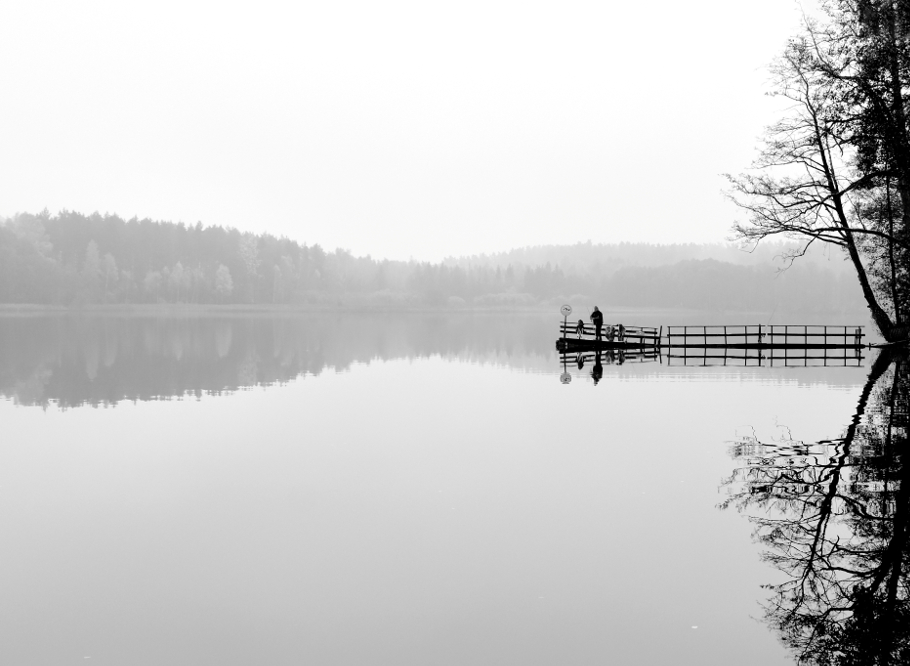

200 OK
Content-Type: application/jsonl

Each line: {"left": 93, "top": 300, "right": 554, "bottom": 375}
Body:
{"left": 0, "top": 312, "right": 894, "bottom": 665}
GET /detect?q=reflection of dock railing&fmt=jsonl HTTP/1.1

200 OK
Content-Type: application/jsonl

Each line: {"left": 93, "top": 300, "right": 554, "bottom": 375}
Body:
{"left": 664, "top": 346, "right": 864, "bottom": 367}
{"left": 558, "top": 348, "right": 661, "bottom": 366}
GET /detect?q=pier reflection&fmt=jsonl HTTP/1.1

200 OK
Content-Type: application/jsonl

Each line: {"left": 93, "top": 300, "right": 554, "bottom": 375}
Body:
{"left": 558, "top": 345, "right": 863, "bottom": 376}
{"left": 665, "top": 345, "right": 864, "bottom": 367}
{"left": 559, "top": 347, "right": 661, "bottom": 369}
{"left": 721, "top": 349, "right": 909, "bottom": 665}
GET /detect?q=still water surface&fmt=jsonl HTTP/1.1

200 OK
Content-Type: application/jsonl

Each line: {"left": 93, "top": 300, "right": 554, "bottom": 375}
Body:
{"left": 0, "top": 312, "right": 901, "bottom": 665}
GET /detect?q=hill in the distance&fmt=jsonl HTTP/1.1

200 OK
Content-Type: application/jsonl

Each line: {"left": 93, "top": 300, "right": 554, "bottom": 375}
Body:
{"left": 445, "top": 240, "right": 853, "bottom": 274}
{"left": 0, "top": 210, "right": 865, "bottom": 314}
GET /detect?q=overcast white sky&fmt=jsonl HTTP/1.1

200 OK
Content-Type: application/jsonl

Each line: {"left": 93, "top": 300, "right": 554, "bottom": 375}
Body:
{"left": 1, "top": 0, "right": 806, "bottom": 261}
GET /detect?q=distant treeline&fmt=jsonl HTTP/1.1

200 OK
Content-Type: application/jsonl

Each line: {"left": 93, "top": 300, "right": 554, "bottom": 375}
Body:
{"left": 444, "top": 239, "right": 850, "bottom": 273}
{"left": 0, "top": 210, "right": 866, "bottom": 313}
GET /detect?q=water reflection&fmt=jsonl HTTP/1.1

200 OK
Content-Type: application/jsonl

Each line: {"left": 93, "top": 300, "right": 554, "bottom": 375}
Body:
{"left": 0, "top": 311, "right": 880, "bottom": 664}
{"left": 666, "top": 345, "right": 865, "bottom": 367}
{"left": 0, "top": 313, "right": 556, "bottom": 407}
{"left": 721, "top": 349, "right": 909, "bottom": 665}
{"left": 560, "top": 347, "right": 660, "bottom": 371}
{"left": 2, "top": 313, "right": 873, "bottom": 407}
{"left": 591, "top": 350, "right": 603, "bottom": 385}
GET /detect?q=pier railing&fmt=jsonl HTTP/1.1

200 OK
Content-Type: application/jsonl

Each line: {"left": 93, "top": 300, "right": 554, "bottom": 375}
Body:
{"left": 559, "top": 323, "right": 660, "bottom": 344}
{"left": 662, "top": 324, "right": 864, "bottom": 348}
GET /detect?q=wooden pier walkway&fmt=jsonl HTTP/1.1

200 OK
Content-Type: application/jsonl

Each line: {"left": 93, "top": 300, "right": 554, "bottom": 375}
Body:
{"left": 558, "top": 323, "right": 865, "bottom": 350}
{"left": 557, "top": 322, "right": 867, "bottom": 367}
{"left": 558, "top": 323, "right": 660, "bottom": 347}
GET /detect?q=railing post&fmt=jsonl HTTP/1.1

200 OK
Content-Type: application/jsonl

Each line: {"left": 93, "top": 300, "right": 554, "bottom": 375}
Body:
{"left": 824, "top": 329, "right": 827, "bottom": 365}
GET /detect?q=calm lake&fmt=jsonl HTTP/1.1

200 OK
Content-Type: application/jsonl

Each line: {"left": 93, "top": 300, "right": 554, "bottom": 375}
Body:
{"left": 1, "top": 311, "right": 903, "bottom": 666}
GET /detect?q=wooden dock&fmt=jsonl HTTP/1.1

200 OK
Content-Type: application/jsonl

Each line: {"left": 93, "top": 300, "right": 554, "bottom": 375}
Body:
{"left": 557, "top": 323, "right": 660, "bottom": 352}
{"left": 557, "top": 322, "right": 867, "bottom": 367}
{"left": 558, "top": 323, "right": 864, "bottom": 349}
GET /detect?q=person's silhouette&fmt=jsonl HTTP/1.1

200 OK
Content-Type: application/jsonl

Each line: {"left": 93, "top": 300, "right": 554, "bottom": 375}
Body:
{"left": 590, "top": 306, "right": 604, "bottom": 341}
{"left": 591, "top": 350, "right": 603, "bottom": 385}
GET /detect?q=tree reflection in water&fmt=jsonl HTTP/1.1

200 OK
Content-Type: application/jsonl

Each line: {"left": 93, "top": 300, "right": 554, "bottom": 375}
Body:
{"left": 0, "top": 313, "right": 556, "bottom": 407}
{"left": 721, "top": 350, "right": 909, "bottom": 665}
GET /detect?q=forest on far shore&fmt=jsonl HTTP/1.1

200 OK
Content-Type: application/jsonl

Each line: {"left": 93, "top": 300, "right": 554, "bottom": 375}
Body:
{"left": 0, "top": 210, "right": 866, "bottom": 314}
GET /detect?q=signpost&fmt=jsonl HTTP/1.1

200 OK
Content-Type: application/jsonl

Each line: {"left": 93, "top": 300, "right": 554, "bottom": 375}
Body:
{"left": 560, "top": 304, "right": 572, "bottom": 345}
{"left": 560, "top": 305, "right": 573, "bottom": 384}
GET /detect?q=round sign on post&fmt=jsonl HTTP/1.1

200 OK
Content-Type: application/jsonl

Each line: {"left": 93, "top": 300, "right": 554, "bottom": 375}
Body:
{"left": 560, "top": 372, "right": 572, "bottom": 384}
{"left": 560, "top": 304, "right": 572, "bottom": 317}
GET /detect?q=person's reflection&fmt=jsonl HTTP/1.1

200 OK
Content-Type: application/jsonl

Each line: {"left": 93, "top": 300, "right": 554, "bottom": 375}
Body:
{"left": 576, "top": 353, "right": 584, "bottom": 370}
{"left": 720, "top": 350, "right": 910, "bottom": 665}
{"left": 591, "top": 350, "right": 603, "bottom": 385}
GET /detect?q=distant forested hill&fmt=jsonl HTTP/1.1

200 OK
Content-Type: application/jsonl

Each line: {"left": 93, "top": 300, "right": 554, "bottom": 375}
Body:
{"left": 0, "top": 210, "right": 866, "bottom": 313}
{"left": 443, "top": 240, "right": 854, "bottom": 274}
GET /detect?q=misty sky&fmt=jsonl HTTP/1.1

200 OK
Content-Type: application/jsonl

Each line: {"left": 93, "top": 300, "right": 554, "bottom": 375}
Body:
{"left": 1, "top": 0, "right": 805, "bottom": 261}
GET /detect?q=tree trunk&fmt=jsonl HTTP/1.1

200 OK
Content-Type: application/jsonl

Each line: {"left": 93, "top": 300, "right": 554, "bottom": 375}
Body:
{"left": 842, "top": 232, "right": 906, "bottom": 340}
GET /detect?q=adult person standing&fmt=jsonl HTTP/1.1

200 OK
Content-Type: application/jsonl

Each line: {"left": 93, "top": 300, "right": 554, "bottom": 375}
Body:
{"left": 590, "top": 306, "right": 604, "bottom": 341}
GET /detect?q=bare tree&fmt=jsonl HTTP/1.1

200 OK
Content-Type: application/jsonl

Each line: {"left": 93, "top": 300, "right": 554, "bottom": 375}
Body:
{"left": 729, "top": 2, "right": 910, "bottom": 341}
